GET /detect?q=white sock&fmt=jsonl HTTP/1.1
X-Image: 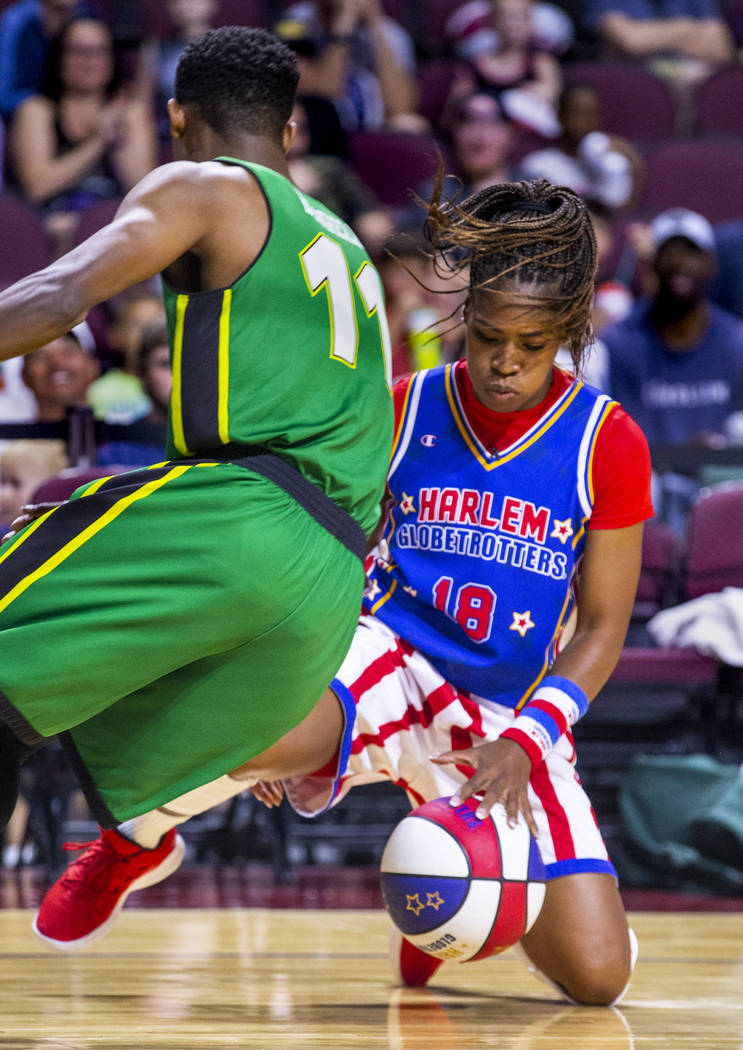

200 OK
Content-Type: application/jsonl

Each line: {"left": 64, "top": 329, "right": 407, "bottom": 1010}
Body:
{"left": 118, "top": 773, "right": 252, "bottom": 849}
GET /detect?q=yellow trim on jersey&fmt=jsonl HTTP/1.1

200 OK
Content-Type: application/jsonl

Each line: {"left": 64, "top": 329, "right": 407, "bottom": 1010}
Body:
{"left": 444, "top": 365, "right": 584, "bottom": 471}
{"left": 299, "top": 231, "right": 359, "bottom": 371}
{"left": 587, "top": 401, "right": 615, "bottom": 506}
{"left": 171, "top": 294, "right": 191, "bottom": 456}
{"left": 80, "top": 475, "right": 115, "bottom": 497}
{"left": 572, "top": 522, "right": 586, "bottom": 550}
{"left": 0, "top": 506, "right": 61, "bottom": 567}
{"left": 217, "top": 288, "right": 232, "bottom": 445}
{"left": 370, "top": 577, "right": 397, "bottom": 614}
{"left": 0, "top": 466, "right": 191, "bottom": 617}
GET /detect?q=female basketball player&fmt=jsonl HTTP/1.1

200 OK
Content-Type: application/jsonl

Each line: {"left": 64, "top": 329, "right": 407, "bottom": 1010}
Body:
{"left": 34, "top": 180, "right": 652, "bottom": 1008}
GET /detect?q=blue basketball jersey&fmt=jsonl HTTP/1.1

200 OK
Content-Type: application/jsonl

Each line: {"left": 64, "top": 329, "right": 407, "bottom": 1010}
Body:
{"left": 363, "top": 365, "right": 617, "bottom": 708}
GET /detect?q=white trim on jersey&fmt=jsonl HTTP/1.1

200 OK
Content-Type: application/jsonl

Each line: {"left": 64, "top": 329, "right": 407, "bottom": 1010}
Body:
{"left": 389, "top": 369, "right": 426, "bottom": 479}
{"left": 576, "top": 393, "right": 612, "bottom": 519}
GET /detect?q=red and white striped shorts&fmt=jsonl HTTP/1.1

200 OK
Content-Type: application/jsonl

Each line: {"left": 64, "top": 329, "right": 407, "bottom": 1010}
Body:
{"left": 285, "top": 614, "right": 616, "bottom": 881}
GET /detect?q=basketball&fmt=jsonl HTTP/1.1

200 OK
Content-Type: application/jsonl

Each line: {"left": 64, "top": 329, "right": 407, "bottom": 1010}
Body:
{"left": 380, "top": 796, "right": 546, "bottom": 963}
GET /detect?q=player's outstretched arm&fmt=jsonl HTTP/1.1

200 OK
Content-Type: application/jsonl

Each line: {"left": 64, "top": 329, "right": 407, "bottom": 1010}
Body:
{"left": 0, "top": 163, "right": 212, "bottom": 362}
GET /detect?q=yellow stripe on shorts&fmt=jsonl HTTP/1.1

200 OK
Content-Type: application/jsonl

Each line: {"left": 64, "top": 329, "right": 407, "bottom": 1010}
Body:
{"left": 0, "top": 465, "right": 191, "bottom": 616}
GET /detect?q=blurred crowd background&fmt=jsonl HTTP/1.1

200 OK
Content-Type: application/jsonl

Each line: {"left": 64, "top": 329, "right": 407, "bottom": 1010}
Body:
{"left": 2, "top": 0, "right": 743, "bottom": 896}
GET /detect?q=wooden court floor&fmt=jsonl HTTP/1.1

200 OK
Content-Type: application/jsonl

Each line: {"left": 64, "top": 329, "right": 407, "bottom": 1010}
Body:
{"left": 1, "top": 909, "right": 743, "bottom": 1049}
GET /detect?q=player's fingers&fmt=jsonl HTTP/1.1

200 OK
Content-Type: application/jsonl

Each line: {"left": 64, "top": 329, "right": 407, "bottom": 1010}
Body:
{"left": 250, "top": 781, "right": 284, "bottom": 807}
{"left": 449, "top": 770, "right": 495, "bottom": 809}
{"left": 468, "top": 783, "right": 508, "bottom": 820}
{"left": 430, "top": 749, "right": 460, "bottom": 765}
{"left": 520, "top": 795, "right": 539, "bottom": 839}
{"left": 248, "top": 782, "right": 272, "bottom": 807}
{"left": 431, "top": 747, "right": 478, "bottom": 771}
{"left": 4, "top": 502, "right": 63, "bottom": 541}
{"left": 3, "top": 514, "right": 32, "bottom": 541}
{"left": 20, "top": 501, "right": 63, "bottom": 518}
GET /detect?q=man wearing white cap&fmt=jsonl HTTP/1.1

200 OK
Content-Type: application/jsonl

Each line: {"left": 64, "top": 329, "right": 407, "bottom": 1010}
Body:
{"left": 602, "top": 207, "right": 743, "bottom": 448}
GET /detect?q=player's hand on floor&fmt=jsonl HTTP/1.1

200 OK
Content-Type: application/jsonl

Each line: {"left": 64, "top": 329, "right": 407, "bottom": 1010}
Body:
{"left": 249, "top": 780, "right": 284, "bottom": 808}
{"left": 431, "top": 737, "right": 538, "bottom": 837}
{"left": 2, "top": 502, "right": 64, "bottom": 543}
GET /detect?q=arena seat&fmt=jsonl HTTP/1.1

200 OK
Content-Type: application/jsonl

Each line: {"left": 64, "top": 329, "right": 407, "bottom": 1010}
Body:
{"left": 632, "top": 519, "right": 684, "bottom": 623}
{"left": 416, "top": 59, "right": 458, "bottom": 129}
{"left": 348, "top": 130, "right": 441, "bottom": 209}
{"left": 0, "top": 194, "right": 51, "bottom": 290}
{"left": 31, "top": 466, "right": 129, "bottom": 504}
{"left": 694, "top": 66, "right": 743, "bottom": 137}
{"left": 684, "top": 482, "right": 743, "bottom": 598}
{"left": 407, "top": 0, "right": 463, "bottom": 58}
{"left": 638, "top": 138, "right": 743, "bottom": 224}
{"left": 608, "top": 483, "right": 743, "bottom": 729}
{"left": 562, "top": 61, "right": 677, "bottom": 141}
{"left": 577, "top": 487, "right": 743, "bottom": 857}
{"left": 72, "top": 198, "right": 121, "bottom": 245}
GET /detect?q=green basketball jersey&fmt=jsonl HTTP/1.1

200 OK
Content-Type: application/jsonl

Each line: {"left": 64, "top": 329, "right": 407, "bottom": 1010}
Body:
{"left": 161, "top": 159, "right": 393, "bottom": 535}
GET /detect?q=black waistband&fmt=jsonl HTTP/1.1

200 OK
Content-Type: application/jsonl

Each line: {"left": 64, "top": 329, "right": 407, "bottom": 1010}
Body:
{"left": 191, "top": 445, "right": 367, "bottom": 564}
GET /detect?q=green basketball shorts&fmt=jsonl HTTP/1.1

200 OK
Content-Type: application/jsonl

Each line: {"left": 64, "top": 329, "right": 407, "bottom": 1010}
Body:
{"left": 0, "top": 457, "right": 366, "bottom": 823}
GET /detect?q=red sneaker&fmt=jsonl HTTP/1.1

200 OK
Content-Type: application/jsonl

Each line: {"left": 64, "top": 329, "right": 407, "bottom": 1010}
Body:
{"left": 32, "top": 827, "right": 185, "bottom": 951}
{"left": 389, "top": 926, "right": 445, "bottom": 987}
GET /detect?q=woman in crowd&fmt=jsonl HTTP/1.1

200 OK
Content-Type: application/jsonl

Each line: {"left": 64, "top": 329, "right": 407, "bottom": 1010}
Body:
{"left": 9, "top": 16, "right": 156, "bottom": 253}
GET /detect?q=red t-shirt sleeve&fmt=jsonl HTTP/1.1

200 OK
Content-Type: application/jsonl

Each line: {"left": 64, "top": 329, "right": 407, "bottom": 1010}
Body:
{"left": 589, "top": 404, "right": 654, "bottom": 529}
{"left": 393, "top": 375, "right": 413, "bottom": 433}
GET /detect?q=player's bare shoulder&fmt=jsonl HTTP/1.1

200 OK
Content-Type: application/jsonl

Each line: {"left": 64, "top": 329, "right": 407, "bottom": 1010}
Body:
{"left": 145, "top": 160, "right": 269, "bottom": 290}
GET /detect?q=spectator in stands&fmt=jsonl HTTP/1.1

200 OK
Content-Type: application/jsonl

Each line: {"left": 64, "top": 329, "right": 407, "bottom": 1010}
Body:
{"left": 409, "top": 92, "right": 517, "bottom": 225}
{"left": 21, "top": 326, "right": 99, "bottom": 423}
{"left": 709, "top": 219, "right": 743, "bottom": 320}
{"left": 0, "top": 439, "right": 67, "bottom": 530}
{"left": 378, "top": 227, "right": 466, "bottom": 380}
{"left": 9, "top": 16, "right": 157, "bottom": 255}
{"left": 0, "top": 0, "right": 83, "bottom": 122}
{"left": 275, "top": 0, "right": 421, "bottom": 131}
{"left": 446, "top": 91, "right": 518, "bottom": 197}
{"left": 552, "top": 200, "right": 635, "bottom": 394}
{"left": 0, "top": 359, "right": 39, "bottom": 422}
{"left": 287, "top": 98, "right": 393, "bottom": 256}
{"left": 446, "top": 0, "right": 562, "bottom": 137}
{"left": 445, "top": 0, "right": 575, "bottom": 63}
{"left": 586, "top": 0, "right": 734, "bottom": 94}
{"left": 519, "top": 83, "right": 642, "bottom": 211}
{"left": 139, "top": 0, "right": 219, "bottom": 147}
{"left": 587, "top": 200, "right": 635, "bottom": 371}
{"left": 97, "top": 318, "right": 171, "bottom": 466}
{"left": 86, "top": 289, "right": 165, "bottom": 423}
{"left": 603, "top": 207, "right": 743, "bottom": 447}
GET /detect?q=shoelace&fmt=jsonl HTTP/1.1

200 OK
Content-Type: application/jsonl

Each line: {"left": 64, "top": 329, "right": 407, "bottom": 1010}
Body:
{"left": 59, "top": 839, "right": 138, "bottom": 896}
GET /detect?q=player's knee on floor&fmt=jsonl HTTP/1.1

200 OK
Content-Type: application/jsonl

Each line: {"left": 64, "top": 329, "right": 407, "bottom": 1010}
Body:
{"left": 557, "top": 943, "right": 634, "bottom": 1006}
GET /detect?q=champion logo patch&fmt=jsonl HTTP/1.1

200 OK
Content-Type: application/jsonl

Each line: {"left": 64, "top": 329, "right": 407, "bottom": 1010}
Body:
{"left": 421, "top": 434, "right": 437, "bottom": 447}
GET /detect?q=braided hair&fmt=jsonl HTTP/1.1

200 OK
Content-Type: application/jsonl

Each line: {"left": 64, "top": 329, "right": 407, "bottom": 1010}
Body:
{"left": 425, "top": 177, "right": 597, "bottom": 371}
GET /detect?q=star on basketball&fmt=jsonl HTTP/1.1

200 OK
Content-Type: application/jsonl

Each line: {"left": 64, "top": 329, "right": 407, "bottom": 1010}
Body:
{"left": 405, "top": 893, "right": 425, "bottom": 916}
{"left": 426, "top": 891, "right": 444, "bottom": 910}
{"left": 510, "top": 610, "right": 535, "bottom": 637}
{"left": 550, "top": 518, "right": 574, "bottom": 544}
{"left": 400, "top": 492, "right": 416, "bottom": 515}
